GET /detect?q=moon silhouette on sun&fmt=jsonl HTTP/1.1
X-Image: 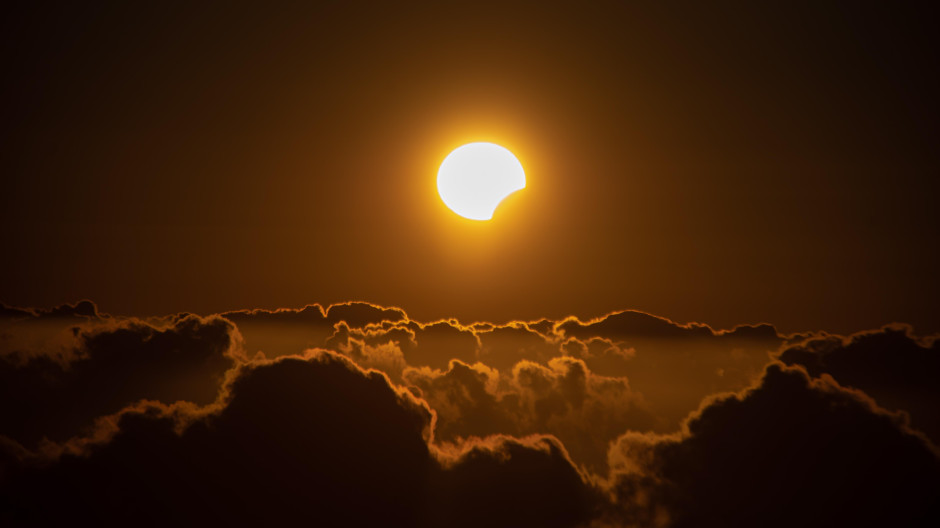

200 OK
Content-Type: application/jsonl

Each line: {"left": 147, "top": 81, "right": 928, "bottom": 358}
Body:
{"left": 437, "top": 142, "right": 526, "bottom": 221}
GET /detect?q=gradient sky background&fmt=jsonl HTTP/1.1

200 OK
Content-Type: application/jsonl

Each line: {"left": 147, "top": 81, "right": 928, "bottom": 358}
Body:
{"left": 3, "top": 4, "right": 940, "bottom": 527}
{"left": 2, "top": 1, "right": 937, "bottom": 334}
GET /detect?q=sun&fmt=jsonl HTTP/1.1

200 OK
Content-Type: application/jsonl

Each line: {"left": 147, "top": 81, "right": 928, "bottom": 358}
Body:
{"left": 437, "top": 143, "right": 526, "bottom": 221}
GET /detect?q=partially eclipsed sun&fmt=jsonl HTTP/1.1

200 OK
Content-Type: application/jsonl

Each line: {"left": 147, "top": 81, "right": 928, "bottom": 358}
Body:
{"left": 437, "top": 142, "right": 526, "bottom": 220}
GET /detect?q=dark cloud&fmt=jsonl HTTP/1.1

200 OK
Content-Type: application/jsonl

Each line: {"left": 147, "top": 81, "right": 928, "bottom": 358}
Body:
{"left": 222, "top": 303, "right": 328, "bottom": 325}
{"left": 607, "top": 363, "right": 940, "bottom": 527}
{"left": 329, "top": 329, "right": 409, "bottom": 381}
{"left": 330, "top": 316, "right": 487, "bottom": 370}
{"left": 556, "top": 311, "right": 785, "bottom": 431}
{"left": 325, "top": 301, "right": 407, "bottom": 327}
{"left": 4, "top": 300, "right": 937, "bottom": 526}
{"left": 400, "top": 319, "right": 481, "bottom": 369}
{"left": 0, "top": 300, "right": 793, "bottom": 480}
{"left": 405, "top": 356, "right": 656, "bottom": 473}
{"left": 221, "top": 301, "right": 407, "bottom": 329}
{"left": 0, "top": 300, "right": 100, "bottom": 321}
{"left": 555, "top": 310, "right": 782, "bottom": 345}
{"left": 1, "top": 351, "right": 598, "bottom": 527}
{"left": 317, "top": 310, "right": 783, "bottom": 439}
{"left": 405, "top": 360, "right": 516, "bottom": 439}
{"left": 560, "top": 336, "right": 636, "bottom": 377}
{"left": 0, "top": 304, "right": 34, "bottom": 320}
{"left": 508, "top": 357, "right": 656, "bottom": 472}
{"left": 222, "top": 301, "right": 407, "bottom": 359}
{"left": 202, "top": 303, "right": 793, "bottom": 473}
{"left": 432, "top": 435, "right": 601, "bottom": 528}
{"left": 325, "top": 317, "right": 481, "bottom": 371}
{"left": 222, "top": 305, "right": 785, "bottom": 441}
{"left": 557, "top": 310, "right": 718, "bottom": 340}
{"left": 779, "top": 325, "right": 940, "bottom": 443}
{"left": 0, "top": 311, "right": 240, "bottom": 446}
{"left": 524, "top": 318, "right": 557, "bottom": 338}
{"left": 475, "top": 322, "right": 562, "bottom": 371}
{"left": 0, "top": 300, "right": 110, "bottom": 364}
{"left": 230, "top": 306, "right": 557, "bottom": 374}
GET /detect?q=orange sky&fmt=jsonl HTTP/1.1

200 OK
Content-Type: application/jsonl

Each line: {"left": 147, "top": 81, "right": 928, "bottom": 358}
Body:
{"left": 3, "top": 4, "right": 939, "bottom": 526}
{"left": 2, "top": 2, "right": 938, "bottom": 334}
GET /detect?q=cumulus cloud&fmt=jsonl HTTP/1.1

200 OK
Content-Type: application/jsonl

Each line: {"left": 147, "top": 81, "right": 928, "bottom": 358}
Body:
{"left": 221, "top": 301, "right": 407, "bottom": 359}
{"left": 556, "top": 310, "right": 785, "bottom": 430}
{"left": 266, "top": 306, "right": 786, "bottom": 440}
{"left": 778, "top": 324, "right": 940, "bottom": 442}
{"left": 606, "top": 363, "right": 940, "bottom": 527}
{"left": 0, "top": 302, "right": 242, "bottom": 447}
{"left": 0, "top": 300, "right": 100, "bottom": 321}
{"left": 405, "top": 356, "right": 656, "bottom": 473}
{"left": 223, "top": 304, "right": 785, "bottom": 434}
{"left": 0, "top": 300, "right": 789, "bottom": 473}
{"left": 0, "top": 300, "right": 108, "bottom": 363}
{"left": 329, "top": 330, "right": 409, "bottom": 381}
{"left": 2, "top": 300, "right": 937, "bottom": 526}
{"left": 326, "top": 317, "right": 481, "bottom": 370}
{"left": 474, "top": 322, "right": 564, "bottom": 371}
{"left": 1, "top": 350, "right": 599, "bottom": 527}
{"left": 555, "top": 309, "right": 779, "bottom": 342}
{"left": 431, "top": 434, "right": 601, "bottom": 528}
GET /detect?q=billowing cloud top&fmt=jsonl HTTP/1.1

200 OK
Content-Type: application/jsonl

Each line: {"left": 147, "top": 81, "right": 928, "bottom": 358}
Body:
{"left": 1, "top": 301, "right": 937, "bottom": 526}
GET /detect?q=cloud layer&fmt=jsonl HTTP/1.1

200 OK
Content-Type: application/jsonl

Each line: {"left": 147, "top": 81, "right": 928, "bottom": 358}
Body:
{"left": 2, "top": 351, "right": 599, "bottom": 527}
{"left": 1, "top": 300, "right": 937, "bottom": 526}
{"left": 0, "top": 303, "right": 241, "bottom": 446}
{"left": 779, "top": 324, "right": 940, "bottom": 443}
{"left": 607, "top": 363, "right": 939, "bottom": 527}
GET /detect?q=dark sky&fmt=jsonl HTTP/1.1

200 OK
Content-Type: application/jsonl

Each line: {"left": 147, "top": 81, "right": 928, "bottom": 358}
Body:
{"left": 2, "top": 1, "right": 938, "bottom": 334}
{"left": 4, "top": 5, "right": 939, "bottom": 525}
